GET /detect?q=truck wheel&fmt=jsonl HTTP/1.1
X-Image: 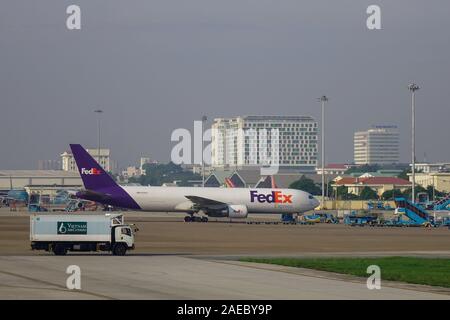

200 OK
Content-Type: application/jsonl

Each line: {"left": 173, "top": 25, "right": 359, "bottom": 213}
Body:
{"left": 53, "top": 244, "right": 67, "bottom": 256}
{"left": 112, "top": 243, "right": 127, "bottom": 256}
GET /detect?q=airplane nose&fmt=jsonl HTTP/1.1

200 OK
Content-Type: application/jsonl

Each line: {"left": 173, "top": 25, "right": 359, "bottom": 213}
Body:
{"left": 311, "top": 196, "right": 320, "bottom": 209}
{"left": 314, "top": 198, "right": 320, "bottom": 208}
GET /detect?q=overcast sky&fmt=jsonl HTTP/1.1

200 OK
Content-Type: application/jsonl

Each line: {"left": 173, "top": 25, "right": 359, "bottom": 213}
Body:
{"left": 1, "top": 0, "right": 449, "bottom": 169}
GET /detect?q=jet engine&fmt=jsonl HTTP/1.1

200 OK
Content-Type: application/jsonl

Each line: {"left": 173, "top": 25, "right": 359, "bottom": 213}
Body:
{"left": 227, "top": 205, "right": 248, "bottom": 219}
{"left": 206, "top": 204, "right": 248, "bottom": 218}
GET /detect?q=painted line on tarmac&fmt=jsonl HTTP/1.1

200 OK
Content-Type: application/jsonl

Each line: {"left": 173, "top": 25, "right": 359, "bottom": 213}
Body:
{"left": 0, "top": 270, "right": 116, "bottom": 300}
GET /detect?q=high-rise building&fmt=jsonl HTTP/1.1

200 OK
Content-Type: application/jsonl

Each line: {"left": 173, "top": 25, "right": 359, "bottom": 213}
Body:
{"left": 211, "top": 116, "right": 318, "bottom": 172}
{"left": 354, "top": 127, "right": 399, "bottom": 165}
{"left": 61, "top": 148, "right": 111, "bottom": 172}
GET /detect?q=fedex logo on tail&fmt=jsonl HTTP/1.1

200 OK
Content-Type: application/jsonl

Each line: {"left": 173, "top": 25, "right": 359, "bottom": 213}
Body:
{"left": 81, "top": 168, "right": 101, "bottom": 175}
{"left": 250, "top": 190, "right": 292, "bottom": 204}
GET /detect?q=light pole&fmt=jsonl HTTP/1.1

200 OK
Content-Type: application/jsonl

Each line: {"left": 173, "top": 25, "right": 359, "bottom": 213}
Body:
{"left": 201, "top": 115, "right": 207, "bottom": 187}
{"left": 408, "top": 84, "right": 419, "bottom": 203}
{"left": 94, "top": 109, "right": 103, "bottom": 165}
{"left": 432, "top": 177, "right": 435, "bottom": 201}
{"left": 318, "top": 95, "right": 328, "bottom": 209}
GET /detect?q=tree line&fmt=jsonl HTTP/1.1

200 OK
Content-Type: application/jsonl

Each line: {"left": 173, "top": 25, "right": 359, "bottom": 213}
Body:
{"left": 128, "top": 162, "right": 201, "bottom": 186}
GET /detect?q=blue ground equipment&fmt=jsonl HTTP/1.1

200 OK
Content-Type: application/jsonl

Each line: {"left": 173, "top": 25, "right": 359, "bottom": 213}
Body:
{"left": 281, "top": 214, "right": 295, "bottom": 223}
{"left": 317, "top": 213, "right": 339, "bottom": 223}
{"left": 344, "top": 211, "right": 378, "bottom": 226}
{"left": 433, "top": 194, "right": 450, "bottom": 211}
{"left": 302, "top": 214, "right": 321, "bottom": 223}
{"left": 367, "top": 201, "right": 391, "bottom": 210}
{"left": 344, "top": 216, "right": 377, "bottom": 225}
{"left": 394, "top": 197, "right": 433, "bottom": 227}
{"left": 5, "top": 189, "right": 29, "bottom": 204}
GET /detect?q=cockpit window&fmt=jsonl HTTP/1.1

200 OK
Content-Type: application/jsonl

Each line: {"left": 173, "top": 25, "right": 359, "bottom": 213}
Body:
{"left": 308, "top": 195, "right": 314, "bottom": 199}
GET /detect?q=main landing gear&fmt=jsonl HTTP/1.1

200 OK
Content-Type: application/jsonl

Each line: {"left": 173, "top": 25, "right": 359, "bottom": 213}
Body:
{"left": 184, "top": 215, "right": 208, "bottom": 223}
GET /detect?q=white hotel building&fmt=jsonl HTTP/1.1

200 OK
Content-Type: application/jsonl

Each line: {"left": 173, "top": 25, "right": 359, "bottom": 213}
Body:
{"left": 61, "top": 148, "right": 111, "bottom": 172}
{"left": 354, "top": 127, "right": 399, "bottom": 165}
{"left": 211, "top": 116, "right": 318, "bottom": 172}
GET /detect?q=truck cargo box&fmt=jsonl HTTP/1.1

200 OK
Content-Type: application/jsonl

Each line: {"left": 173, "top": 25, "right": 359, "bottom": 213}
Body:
{"left": 30, "top": 214, "right": 124, "bottom": 242}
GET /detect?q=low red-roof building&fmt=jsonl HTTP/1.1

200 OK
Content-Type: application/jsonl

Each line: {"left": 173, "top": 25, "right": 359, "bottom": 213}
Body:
{"left": 333, "top": 176, "right": 411, "bottom": 196}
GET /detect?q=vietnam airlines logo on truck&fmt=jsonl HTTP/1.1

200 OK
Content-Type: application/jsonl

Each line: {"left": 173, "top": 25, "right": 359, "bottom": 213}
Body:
{"left": 250, "top": 190, "right": 292, "bottom": 204}
{"left": 81, "top": 168, "right": 101, "bottom": 175}
{"left": 57, "top": 222, "right": 87, "bottom": 234}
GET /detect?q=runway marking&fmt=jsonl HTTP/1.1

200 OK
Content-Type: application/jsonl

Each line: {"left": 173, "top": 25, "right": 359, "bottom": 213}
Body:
{"left": 0, "top": 270, "right": 116, "bottom": 300}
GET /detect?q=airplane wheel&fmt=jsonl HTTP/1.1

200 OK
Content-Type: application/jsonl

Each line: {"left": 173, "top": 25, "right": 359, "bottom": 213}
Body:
{"left": 184, "top": 216, "right": 192, "bottom": 222}
{"left": 201, "top": 217, "right": 208, "bottom": 223}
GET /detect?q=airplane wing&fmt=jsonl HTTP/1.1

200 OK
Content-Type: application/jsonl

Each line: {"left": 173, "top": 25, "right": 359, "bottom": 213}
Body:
{"left": 185, "top": 195, "right": 227, "bottom": 207}
{"left": 77, "top": 189, "right": 113, "bottom": 202}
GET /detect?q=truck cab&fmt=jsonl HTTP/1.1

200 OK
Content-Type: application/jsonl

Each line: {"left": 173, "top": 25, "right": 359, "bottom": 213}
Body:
{"left": 112, "top": 225, "right": 135, "bottom": 254}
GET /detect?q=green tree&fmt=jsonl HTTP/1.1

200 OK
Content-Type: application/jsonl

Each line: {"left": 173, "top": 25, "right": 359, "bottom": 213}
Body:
{"left": 397, "top": 169, "right": 410, "bottom": 180}
{"left": 129, "top": 162, "right": 201, "bottom": 186}
{"left": 289, "top": 175, "right": 322, "bottom": 195}
{"left": 425, "top": 185, "right": 446, "bottom": 201}
{"left": 398, "top": 168, "right": 422, "bottom": 180}
{"left": 323, "top": 182, "right": 334, "bottom": 198}
{"left": 359, "top": 186, "right": 378, "bottom": 200}
{"left": 335, "top": 185, "right": 359, "bottom": 200}
{"left": 381, "top": 189, "right": 402, "bottom": 200}
{"left": 401, "top": 185, "right": 427, "bottom": 200}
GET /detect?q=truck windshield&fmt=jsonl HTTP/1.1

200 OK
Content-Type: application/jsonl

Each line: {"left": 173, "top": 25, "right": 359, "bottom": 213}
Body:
{"left": 121, "top": 228, "right": 131, "bottom": 236}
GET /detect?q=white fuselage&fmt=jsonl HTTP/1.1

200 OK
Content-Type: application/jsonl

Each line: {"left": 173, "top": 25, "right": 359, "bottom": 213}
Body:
{"left": 122, "top": 186, "right": 319, "bottom": 214}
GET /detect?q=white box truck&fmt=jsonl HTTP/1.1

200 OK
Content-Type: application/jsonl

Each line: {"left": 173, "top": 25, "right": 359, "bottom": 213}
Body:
{"left": 30, "top": 213, "right": 136, "bottom": 256}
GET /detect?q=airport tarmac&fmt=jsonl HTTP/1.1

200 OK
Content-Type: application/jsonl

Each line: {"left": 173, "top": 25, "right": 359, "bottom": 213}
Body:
{"left": 0, "top": 209, "right": 449, "bottom": 299}
{"left": 0, "top": 255, "right": 449, "bottom": 299}
{"left": 1, "top": 210, "right": 450, "bottom": 256}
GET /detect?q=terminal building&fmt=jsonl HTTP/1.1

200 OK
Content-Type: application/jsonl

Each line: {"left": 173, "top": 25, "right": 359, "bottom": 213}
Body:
{"left": 408, "top": 163, "right": 450, "bottom": 193}
{"left": 411, "top": 172, "right": 450, "bottom": 193}
{"left": 0, "top": 170, "right": 82, "bottom": 195}
{"left": 316, "top": 163, "right": 353, "bottom": 176}
{"left": 203, "top": 169, "right": 324, "bottom": 189}
{"left": 61, "top": 148, "right": 111, "bottom": 172}
{"left": 412, "top": 162, "right": 450, "bottom": 174}
{"left": 211, "top": 115, "right": 318, "bottom": 173}
{"left": 354, "top": 127, "right": 399, "bottom": 165}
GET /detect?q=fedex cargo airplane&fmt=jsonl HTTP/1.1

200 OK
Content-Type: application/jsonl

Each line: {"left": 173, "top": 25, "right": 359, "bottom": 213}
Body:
{"left": 70, "top": 144, "right": 319, "bottom": 222}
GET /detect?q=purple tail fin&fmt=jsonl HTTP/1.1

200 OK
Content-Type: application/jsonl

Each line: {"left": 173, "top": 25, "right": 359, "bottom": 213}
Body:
{"left": 70, "top": 144, "right": 141, "bottom": 210}
{"left": 69, "top": 144, "right": 117, "bottom": 191}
